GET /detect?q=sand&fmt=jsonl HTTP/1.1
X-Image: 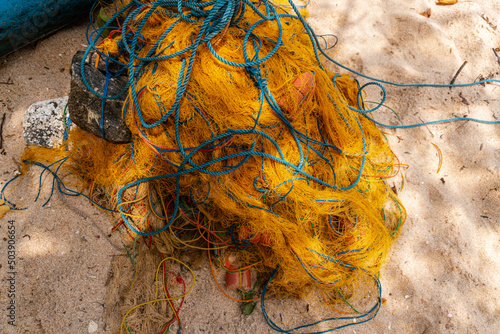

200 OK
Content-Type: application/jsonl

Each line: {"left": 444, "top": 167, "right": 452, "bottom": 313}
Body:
{"left": 0, "top": 1, "right": 499, "bottom": 333}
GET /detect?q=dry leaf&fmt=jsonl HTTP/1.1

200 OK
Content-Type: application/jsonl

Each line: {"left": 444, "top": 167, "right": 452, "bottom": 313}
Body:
{"left": 436, "top": 0, "right": 458, "bottom": 5}
{"left": 0, "top": 205, "right": 10, "bottom": 220}
{"left": 419, "top": 8, "right": 431, "bottom": 18}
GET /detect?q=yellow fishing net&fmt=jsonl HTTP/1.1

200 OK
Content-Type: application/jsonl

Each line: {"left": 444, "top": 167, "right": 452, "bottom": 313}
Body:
{"left": 19, "top": 0, "right": 406, "bottom": 331}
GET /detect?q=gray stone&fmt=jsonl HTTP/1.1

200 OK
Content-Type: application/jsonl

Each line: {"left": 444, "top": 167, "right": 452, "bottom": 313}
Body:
{"left": 68, "top": 50, "right": 131, "bottom": 143}
{"left": 23, "top": 96, "right": 73, "bottom": 148}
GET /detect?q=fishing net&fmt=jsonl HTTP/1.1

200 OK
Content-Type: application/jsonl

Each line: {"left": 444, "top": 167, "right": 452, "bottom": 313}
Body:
{"left": 17, "top": 0, "right": 406, "bottom": 332}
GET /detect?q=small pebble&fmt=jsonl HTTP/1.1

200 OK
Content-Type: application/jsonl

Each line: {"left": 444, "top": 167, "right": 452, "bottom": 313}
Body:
{"left": 405, "top": 295, "right": 410, "bottom": 299}
{"left": 88, "top": 320, "right": 98, "bottom": 333}
{"left": 447, "top": 313, "right": 453, "bottom": 318}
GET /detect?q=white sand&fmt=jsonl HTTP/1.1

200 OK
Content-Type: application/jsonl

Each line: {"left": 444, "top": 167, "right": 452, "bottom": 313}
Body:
{"left": 0, "top": 1, "right": 499, "bottom": 333}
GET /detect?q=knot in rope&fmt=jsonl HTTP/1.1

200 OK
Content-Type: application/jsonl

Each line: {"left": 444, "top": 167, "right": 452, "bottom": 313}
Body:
{"left": 245, "top": 65, "right": 267, "bottom": 87}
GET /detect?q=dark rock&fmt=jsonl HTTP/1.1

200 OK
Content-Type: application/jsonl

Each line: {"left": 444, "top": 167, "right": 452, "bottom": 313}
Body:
{"left": 68, "top": 50, "right": 131, "bottom": 143}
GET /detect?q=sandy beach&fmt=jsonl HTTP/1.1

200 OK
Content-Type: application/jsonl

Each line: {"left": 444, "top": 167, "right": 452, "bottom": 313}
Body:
{"left": 0, "top": 1, "right": 499, "bottom": 333}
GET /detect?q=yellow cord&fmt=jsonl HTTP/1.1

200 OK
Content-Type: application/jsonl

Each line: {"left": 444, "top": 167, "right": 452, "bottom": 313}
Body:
{"left": 117, "top": 195, "right": 148, "bottom": 219}
{"left": 431, "top": 142, "right": 443, "bottom": 173}
{"left": 120, "top": 257, "right": 196, "bottom": 334}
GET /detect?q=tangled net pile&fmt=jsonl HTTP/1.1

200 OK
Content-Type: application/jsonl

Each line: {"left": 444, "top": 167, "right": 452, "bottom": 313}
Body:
{"left": 18, "top": 0, "right": 407, "bottom": 332}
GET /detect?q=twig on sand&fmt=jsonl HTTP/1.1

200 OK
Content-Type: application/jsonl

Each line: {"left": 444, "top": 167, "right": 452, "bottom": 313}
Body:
{"left": 418, "top": 116, "right": 434, "bottom": 137}
{"left": 0, "top": 113, "right": 6, "bottom": 150}
{"left": 493, "top": 48, "right": 500, "bottom": 66}
{"left": 0, "top": 77, "right": 13, "bottom": 85}
{"left": 449, "top": 61, "right": 468, "bottom": 88}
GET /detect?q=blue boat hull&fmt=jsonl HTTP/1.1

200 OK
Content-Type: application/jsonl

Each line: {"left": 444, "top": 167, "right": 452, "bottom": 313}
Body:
{"left": 0, "top": 0, "right": 95, "bottom": 58}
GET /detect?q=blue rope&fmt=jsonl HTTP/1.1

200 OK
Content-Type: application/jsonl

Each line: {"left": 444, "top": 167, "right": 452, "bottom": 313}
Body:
{"left": 261, "top": 265, "right": 382, "bottom": 333}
